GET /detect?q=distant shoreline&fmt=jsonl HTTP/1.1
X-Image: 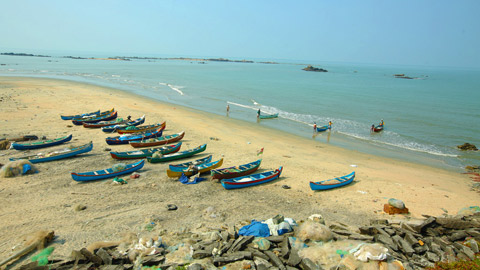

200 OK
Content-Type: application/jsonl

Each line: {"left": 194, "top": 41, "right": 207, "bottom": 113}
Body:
{"left": 1, "top": 52, "right": 304, "bottom": 65}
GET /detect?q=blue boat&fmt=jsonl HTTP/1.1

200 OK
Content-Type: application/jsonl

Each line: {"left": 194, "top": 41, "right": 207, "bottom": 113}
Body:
{"left": 221, "top": 167, "right": 283, "bottom": 189}
{"left": 71, "top": 160, "right": 145, "bottom": 182}
{"left": 10, "top": 141, "right": 93, "bottom": 163}
{"left": 71, "top": 109, "right": 117, "bottom": 125}
{"left": 61, "top": 109, "right": 100, "bottom": 120}
{"left": 105, "top": 127, "right": 164, "bottom": 145}
{"left": 309, "top": 172, "right": 355, "bottom": 191}
{"left": 100, "top": 115, "right": 146, "bottom": 132}
{"left": 168, "top": 155, "right": 213, "bottom": 172}
{"left": 316, "top": 125, "right": 331, "bottom": 132}
{"left": 11, "top": 134, "right": 73, "bottom": 150}
{"left": 259, "top": 113, "right": 279, "bottom": 119}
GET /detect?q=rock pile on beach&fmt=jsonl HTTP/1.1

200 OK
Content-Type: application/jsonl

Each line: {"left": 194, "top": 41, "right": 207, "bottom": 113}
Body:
{"left": 10, "top": 212, "right": 480, "bottom": 270}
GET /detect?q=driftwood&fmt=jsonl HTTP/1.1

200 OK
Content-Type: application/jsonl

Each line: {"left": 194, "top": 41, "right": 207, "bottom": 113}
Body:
{"left": 0, "top": 230, "right": 54, "bottom": 268}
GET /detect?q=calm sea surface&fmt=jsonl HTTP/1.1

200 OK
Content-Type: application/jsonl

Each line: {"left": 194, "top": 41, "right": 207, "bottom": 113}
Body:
{"left": 1, "top": 53, "right": 479, "bottom": 171}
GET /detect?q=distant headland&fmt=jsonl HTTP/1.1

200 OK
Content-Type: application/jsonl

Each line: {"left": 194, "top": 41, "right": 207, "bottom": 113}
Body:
{"left": 0, "top": 52, "right": 288, "bottom": 65}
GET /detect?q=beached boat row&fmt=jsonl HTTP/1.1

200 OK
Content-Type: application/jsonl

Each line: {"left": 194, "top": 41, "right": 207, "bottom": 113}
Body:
{"left": 8, "top": 108, "right": 356, "bottom": 191}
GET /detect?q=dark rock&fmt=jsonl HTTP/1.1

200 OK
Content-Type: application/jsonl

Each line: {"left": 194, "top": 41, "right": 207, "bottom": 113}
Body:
{"left": 187, "top": 263, "right": 203, "bottom": 270}
{"left": 213, "top": 251, "right": 252, "bottom": 265}
{"left": 404, "top": 232, "right": 419, "bottom": 247}
{"left": 425, "top": 251, "right": 440, "bottom": 262}
{"left": 247, "top": 248, "right": 270, "bottom": 261}
{"left": 282, "top": 185, "right": 291, "bottom": 189}
{"left": 436, "top": 217, "right": 477, "bottom": 229}
{"left": 300, "top": 257, "right": 322, "bottom": 270}
{"left": 396, "top": 237, "right": 415, "bottom": 257}
{"left": 192, "top": 250, "right": 211, "bottom": 259}
{"left": 413, "top": 245, "right": 429, "bottom": 254}
{"left": 348, "top": 233, "right": 374, "bottom": 241}
{"left": 280, "top": 236, "right": 290, "bottom": 259}
{"left": 370, "top": 219, "right": 389, "bottom": 226}
{"left": 302, "top": 65, "right": 328, "bottom": 72}
{"left": 141, "top": 254, "right": 166, "bottom": 266}
{"left": 415, "top": 216, "right": 436, "bottom": 233}
{"left": 96, "top": 248, "right": 112, "bottom": 265}
{"left": 228, "top": 235, "right": 254, "bottom": 253}
{"left": 254, "top": 256, "right": 273, "bottom": 269}
{"left": 264, "top": 250, "right": 287, "bottom": 270}
{"left": 99, "top": 266, "right": 124, "bottom": 270}
{"left": 457, "top": 143, "right": 478, "bottom": 151}
{"left": 375, "top": 234, "right": 398, "bottom": 251}
{"left": 448, "top": 230, "right": 468, "bottom": 241}
{"left": 80, "top": 248, "right": 103, "bottom": 266}
{"left": 266, "top": 235, "right": 287, "bottom": 243}
{"left": 287, "top": 248, "right": 302, "bottom": 267}
{"left": 167, "top": 204, "right": 177, "bottom": 211}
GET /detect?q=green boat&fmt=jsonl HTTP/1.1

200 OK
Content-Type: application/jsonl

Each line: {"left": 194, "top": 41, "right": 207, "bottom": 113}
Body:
{"left": 147, "top": 144, "right": 206, "bottom": 163}
{"left": 110, "top": 142, "right": 182, "bottom": 160}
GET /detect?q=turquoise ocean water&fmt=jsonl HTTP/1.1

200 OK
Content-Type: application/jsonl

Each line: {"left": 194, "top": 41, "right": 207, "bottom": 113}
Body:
{"left": 1, "top": 53, "right": 479, "bottom": 171}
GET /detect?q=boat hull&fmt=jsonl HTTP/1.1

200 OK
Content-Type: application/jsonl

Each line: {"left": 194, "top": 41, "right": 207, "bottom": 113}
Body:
{"left": 259, "top": 113, "right": 279, "bottom": 119}
{"left": 61, "top": 110, "right": 100, "bottom": 120}
{"left": 105, "top": 127, "right": 165, "bottom": 145}
{"left": 166, "top": 158, "right": 223, "bottom": 178}
{"left": 221, "top": 167, "right": 283, "bottom": 189}
{"left": 71, "top": 160, "right": 145, "bottom": 182}
{"left": 11, "top": 134, "right": 73, "bottom": 150}
{"left": 110, "top": 142, "right": 182, "bottom": 160}
{"left": 211, "top": 159, "right": 261, "bottom": 180}
{"left": 116, "top": 122, "right": 165, "bottom": 134}
{"left": 71, "top": 109, "right": 116, "bottom": 125}
{"left": 168, "top": 155, "right": 213, "bottom": 172}
{"left": 147, "top": 144, "right": 207, "bottom": 163}
{"left": 129, "top": 131, "right": 184, "bottom": 148}
{"left": 10, "top": 141, "right": 93, "bottom": 163}
{"left": 100, "top": 115, "right": 146, "bottom": 132}
{"left": 309, "top": 172, "right": 355, "bottom": 191}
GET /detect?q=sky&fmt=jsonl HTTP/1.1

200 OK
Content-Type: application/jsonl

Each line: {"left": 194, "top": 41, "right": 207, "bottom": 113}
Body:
{"left": 1, "top": 0, "right": 479, "bottom": 68}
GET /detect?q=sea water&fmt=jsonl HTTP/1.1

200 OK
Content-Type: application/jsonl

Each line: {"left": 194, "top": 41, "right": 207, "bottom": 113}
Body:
{"left": 1, "top": 53, "right": 479, "bottom": 171}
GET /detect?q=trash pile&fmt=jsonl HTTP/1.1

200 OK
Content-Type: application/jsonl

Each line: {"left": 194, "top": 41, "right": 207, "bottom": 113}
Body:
{"left": 3, "top": 211, "right": 479, "bottom": 270}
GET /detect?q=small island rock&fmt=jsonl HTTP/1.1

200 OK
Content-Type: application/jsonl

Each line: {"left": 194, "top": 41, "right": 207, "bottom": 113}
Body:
{"left": 457, "top": 143, "right": 478, "bottom": 151}
{"left": 302, "top": 65, "right": 328, "bottom": 72}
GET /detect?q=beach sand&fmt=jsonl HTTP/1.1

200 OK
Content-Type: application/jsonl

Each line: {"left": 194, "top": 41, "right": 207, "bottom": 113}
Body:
{"left": 0, "top": 76, "right": 477, "bottom": 261}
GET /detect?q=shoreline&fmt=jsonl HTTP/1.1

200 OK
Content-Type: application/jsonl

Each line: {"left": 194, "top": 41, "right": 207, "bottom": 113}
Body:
{"left": 0, "top": 73, "right": 465, "bottom": 173}
{"left": 0, "top": 76, "right": 478, "bottom": 260}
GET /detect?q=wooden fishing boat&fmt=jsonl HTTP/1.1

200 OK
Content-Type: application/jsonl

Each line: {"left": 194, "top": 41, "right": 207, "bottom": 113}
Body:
{"left": 11, "top": 134, "right": 73, "bottom": 150}
{"left": 211, "top": 159, "right": 262, "bottom": 180}
{"left": 309, "top": 172, "right": 355, "bottom": 191}
{"left": 147, "top": 144, "right": 207, "bottom": 163}
{"left": 166, "top": 158, "right": 223, "bottom": 178}
{"left": 9, "top": 142, "right": 93, "bottom": 163}
{"left": 221, "top": 167, "right": 283, "bottom": 190}
{"left": 116, "top": 122, "right": 166, "bottom": 134}
{"left": 168, "top": 155, "right": 213, "bottom": 172}
{"left": 105, "top": 127, "right": 164, "bottom": 145}
{"left": 72, "top": 109, "right": 117, "bottom": 125}
{"left": 71, "top": 160, "right": 145, "bottom": 182}
{"left": 373, "top": 124, "right": 384, "bottom": 132}
{"left": 129, "top": 131, "right": 184, "bottom": 148}
{"left": 110, "top": 142, "right": 182, "bottom": 160}
{"left": 61, "top": 109, "right": 100, "bottom": 120}
{"left": 316, "top": 125, "right": 331, "bottom": 132}
{"left": 259, "top": 113, "right": 279, "bottom": 119}
{"left": 83, "top": 115, "right": 144, "bottom": 129}
{"left": 100, "top": 115, "right": 146, "bottom": 132}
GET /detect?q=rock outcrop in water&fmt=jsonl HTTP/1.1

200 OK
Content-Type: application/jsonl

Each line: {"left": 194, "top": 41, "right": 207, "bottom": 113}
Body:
{"left": 302, "top": 65, "right": 328, "bottom": 72}
{"left": 457, "top": 143, "right": 478, "bottom": 151}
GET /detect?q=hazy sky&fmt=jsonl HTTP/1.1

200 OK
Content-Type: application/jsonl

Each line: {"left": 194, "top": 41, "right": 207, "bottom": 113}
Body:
{"left": 1, "top": 0, "right": 479, "bottom": 67}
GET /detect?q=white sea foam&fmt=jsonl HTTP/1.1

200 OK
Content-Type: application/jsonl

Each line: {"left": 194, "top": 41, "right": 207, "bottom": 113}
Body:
{"left": 159, "top": 82, "right": 184, "bottom": 95}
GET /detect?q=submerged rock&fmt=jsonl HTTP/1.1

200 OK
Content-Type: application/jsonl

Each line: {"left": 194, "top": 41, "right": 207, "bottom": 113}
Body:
{"left": 457, "top": 143, "right": 478, "bottom": 151}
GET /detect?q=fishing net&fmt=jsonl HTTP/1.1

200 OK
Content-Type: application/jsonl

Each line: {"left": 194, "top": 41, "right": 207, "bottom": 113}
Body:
{"left": 0, "top": 160, "right": 38, "bottom": 178}
{"left": 112, "top": 163, "right": 126, "bottom": 172}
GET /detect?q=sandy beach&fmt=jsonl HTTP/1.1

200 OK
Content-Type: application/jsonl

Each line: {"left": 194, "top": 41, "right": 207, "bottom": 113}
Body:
{"left": 0, "top": 76, "right": 478, "bottom": 263}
